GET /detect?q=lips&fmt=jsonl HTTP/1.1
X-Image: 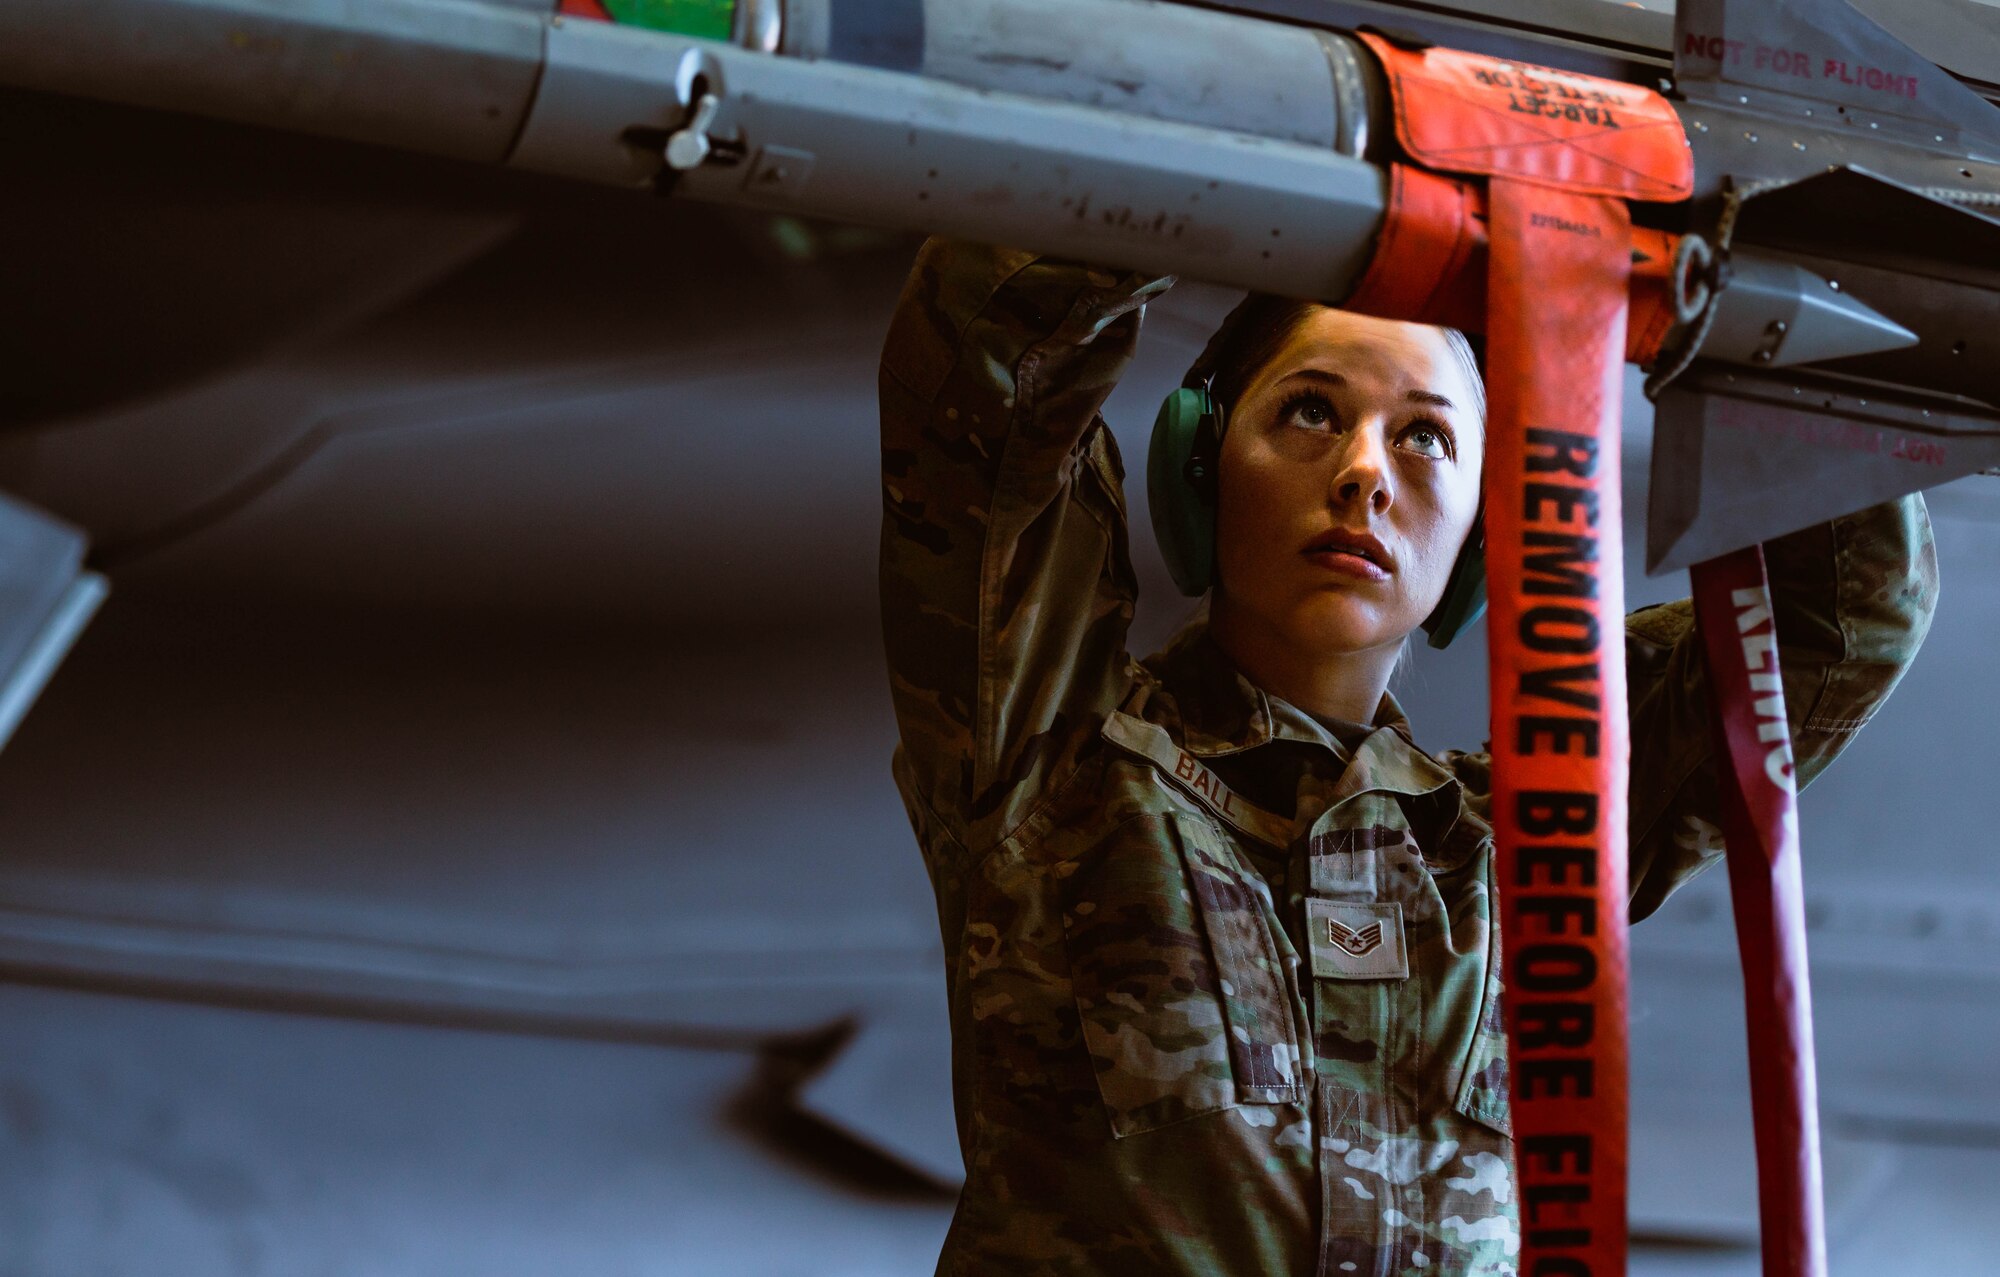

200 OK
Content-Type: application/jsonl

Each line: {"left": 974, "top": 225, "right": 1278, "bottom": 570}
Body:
{"left": 1303, "top": 528, "right": 1394, "bottom": 581}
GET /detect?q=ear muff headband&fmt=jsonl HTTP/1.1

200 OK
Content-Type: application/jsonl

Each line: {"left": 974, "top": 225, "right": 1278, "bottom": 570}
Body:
{"left": 1146, "top": 310, "right": 1489, "bottom": 648}
{"left": 1423, "top": 517, "right": 1487, "bottom": 648}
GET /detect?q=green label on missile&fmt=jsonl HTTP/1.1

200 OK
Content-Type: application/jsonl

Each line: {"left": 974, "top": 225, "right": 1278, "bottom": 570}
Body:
{"left": 603, "top": 0, "right": 733, "bottom": 41}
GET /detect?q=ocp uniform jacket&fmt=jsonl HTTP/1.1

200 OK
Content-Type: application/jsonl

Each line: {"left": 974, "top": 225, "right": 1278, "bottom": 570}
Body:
{"left": 877, "top": 238, "right": 1938, "bottom": 1277}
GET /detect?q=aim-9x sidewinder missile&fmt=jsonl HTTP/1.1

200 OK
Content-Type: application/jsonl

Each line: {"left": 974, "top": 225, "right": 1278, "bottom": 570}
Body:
{"left": 2, "top": 0, "right": 1997, "bottom": 567}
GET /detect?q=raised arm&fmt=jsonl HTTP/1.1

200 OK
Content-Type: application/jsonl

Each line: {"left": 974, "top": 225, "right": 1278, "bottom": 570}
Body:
{"left": 1441, "top": 495, "right": 1939, "bottom": 919}
{"left": 1620, "top": 494, "right": 1939, "bottom": 918}
{"left": 879, "top": 239, "right": 1173, "bottom": 851}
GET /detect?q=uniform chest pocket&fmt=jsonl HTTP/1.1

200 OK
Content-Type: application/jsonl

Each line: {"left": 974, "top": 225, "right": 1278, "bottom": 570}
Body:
{"left": 1062, "top": 812, "right": 1306, "bottom": 1137}
{"left": 1435, "top": 882, "right": 1517, "bottom": 1258}
{"left": 1454, "top": 964, "right": 1513, "bottom": 1137}
{"left": 1313, "top": 812, "right": 1514, "bottom": 1140}
{"left": 1449, "top": 845, "right": 1513, "bottom": 1141}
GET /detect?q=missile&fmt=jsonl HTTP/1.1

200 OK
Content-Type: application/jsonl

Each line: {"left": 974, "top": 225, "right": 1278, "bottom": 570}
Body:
{"left": 3, "top": 0, "right": 1997, "bottom": 566}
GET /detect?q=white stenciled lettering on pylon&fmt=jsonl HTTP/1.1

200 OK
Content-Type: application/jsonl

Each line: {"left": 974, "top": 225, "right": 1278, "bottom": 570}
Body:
{"left": 1732, "top": 586, "right": 1797, "bottom": 791}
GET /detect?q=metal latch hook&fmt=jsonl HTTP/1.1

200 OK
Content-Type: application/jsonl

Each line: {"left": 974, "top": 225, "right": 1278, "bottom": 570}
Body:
{"left": 665, "top": 47, "right": 744, "bottom": 172}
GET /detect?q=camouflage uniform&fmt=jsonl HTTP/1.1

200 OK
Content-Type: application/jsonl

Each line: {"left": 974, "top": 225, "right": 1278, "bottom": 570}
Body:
{"left": 878, "top": 238, "right": 1938, "bottom": 1277}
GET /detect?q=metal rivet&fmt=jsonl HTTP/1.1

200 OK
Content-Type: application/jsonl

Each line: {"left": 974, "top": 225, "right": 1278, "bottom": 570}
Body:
{"left": 1792, "top": 140, "right": 1806, "bottom": 151}
{"left": 1869, "top": 121, "right": 1879, "bottom": 129}
{"left": 1745, "top": 131, "right": 1759, "bottom": 142}
{"left": 1694, "top": 120, "right": 1709, "bottom": 132}
{"left": 1828, "top": 279, "right": 1841, "bottom": 291}
{"left": 1739, "top": 94, "right": 1750, "bottom": 104}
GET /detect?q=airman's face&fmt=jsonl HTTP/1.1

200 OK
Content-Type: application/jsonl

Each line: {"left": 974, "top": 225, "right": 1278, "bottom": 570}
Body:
{"left": 1213, "top": 308, "right": 1485, "bottom": 660}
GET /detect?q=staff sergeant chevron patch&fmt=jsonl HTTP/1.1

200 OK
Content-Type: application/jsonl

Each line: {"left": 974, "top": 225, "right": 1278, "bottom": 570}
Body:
{"left": 1328, "top": 918, "right": 1384, "bottom": 956}
{"left": 1306, "top": 900, "right": 1409, "bottom": 980}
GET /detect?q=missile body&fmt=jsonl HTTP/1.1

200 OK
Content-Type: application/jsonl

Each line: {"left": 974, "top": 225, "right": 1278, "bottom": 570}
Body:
{"left": 2, "top": 0, "right": 1984, "bottom": 363}
{"left": 513, "top": 15, "right": 1391, "bottom": 300}
{"left": 5, "top": 0, "right": 1999, "bottom": 565}
{"left": 0, "top": 0, "right": 551, "bottom": 164}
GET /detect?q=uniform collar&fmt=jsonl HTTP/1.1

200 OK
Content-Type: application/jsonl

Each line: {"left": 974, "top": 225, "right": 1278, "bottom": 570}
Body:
{"left": 1138, "top": 611, "right": 1457, "bottom": 804}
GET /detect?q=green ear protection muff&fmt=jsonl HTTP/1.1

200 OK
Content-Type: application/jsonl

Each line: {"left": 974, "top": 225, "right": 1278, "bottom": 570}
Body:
{"left": 1146, "top": 371, "right": 1489, "bottom": 649}
{"left": 1426, "top": 519, "right": 1487, "bottom": 649}
{"left": 1147, "top": 378, "right": 1224, "bottom": 596}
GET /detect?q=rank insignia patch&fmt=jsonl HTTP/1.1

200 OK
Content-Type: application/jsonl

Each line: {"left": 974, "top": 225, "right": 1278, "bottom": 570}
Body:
{"left": 1306, "top": 899, "right": 1409, "bottom": 980}
{"left": 1328, "top": 917, "right": 1384, "bottom": 956}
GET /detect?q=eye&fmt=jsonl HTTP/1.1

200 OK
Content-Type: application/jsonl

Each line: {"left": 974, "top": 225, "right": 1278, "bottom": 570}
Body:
{"left": 1398, "top": 419, "right": 1455, "bottom": 461}
{"left": 1277, "top": 391, "right": 1336, "bottom": 433}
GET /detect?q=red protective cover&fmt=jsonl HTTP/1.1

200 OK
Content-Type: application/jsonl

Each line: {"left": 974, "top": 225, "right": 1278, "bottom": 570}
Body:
{"left": 1356, "top": 33, "right": 1694, "bottom": 201}
{"left": 1341, "top": 164, "right": 1681, "bottom": 364}
{"left": 1691, "top": 549, "right": 1830, "bottom": 1277}
{"left": 1484, "top": 177, "right": 1634, "bottom": 1277}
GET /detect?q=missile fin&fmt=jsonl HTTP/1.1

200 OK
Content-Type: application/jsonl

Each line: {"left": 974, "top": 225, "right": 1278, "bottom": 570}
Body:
{"left": 1646, "top": 369, "right": 2000, "bottom": 574}
{"left": 1673, "top": 0, "right": 2000, "bottom": 157}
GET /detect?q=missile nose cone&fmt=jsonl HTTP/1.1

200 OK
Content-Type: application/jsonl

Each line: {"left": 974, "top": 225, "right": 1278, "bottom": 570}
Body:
{"left": 1703, "top": 252, "right": 1919, "bottom": 369}
{"left": 1777, "top": 267, "right": 1921, "bottom": 367}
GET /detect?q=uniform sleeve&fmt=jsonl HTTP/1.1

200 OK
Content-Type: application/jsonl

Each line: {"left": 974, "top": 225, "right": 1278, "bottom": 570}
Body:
{"left": 1621, "top": 494, "right": 1939, "bottom": 920}
{"left": 1443, "top": 495, "right": 1940, "bottom": 921}
{"left": 879, "top": 239, "right": 1174, "bottom": 849}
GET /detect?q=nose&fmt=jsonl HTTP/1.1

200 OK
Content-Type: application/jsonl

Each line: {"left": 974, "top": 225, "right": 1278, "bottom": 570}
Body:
{"left": 1329, "top": 421, "right": 1394, "bottom": 515}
